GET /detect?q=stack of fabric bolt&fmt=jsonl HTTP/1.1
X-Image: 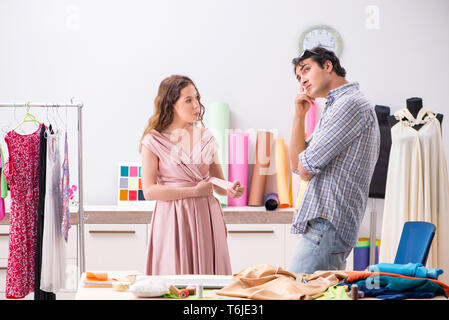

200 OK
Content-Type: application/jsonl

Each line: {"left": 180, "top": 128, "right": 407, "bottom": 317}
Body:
{"left": 340, "top": 263, "right": 449, "bottom": 300}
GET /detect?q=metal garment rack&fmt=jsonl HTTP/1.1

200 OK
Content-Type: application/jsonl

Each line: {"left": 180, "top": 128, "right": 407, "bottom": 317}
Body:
{"left": 0, "top": 101, "right": 86, "bottom": 278}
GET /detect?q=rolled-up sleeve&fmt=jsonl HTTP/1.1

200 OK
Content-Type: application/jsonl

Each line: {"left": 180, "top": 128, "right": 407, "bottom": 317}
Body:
{"left": 299, "top": 101, "right": 370, "bottom": 176}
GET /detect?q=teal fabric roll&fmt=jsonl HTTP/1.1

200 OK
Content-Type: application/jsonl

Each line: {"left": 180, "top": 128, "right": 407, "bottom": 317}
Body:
{"left": 205, "top": 102, "right": 230, "bottom": 207}
{"left": 369, "top": 263, "right": 443, "bottom": 280}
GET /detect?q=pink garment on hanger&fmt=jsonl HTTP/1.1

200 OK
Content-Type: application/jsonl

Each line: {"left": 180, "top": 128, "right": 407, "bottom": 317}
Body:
{"left": 0, "top": 154, "right": 4, "bottom": 222}
{"left": 3, "top": 124, "right": 42, "bottom": 299}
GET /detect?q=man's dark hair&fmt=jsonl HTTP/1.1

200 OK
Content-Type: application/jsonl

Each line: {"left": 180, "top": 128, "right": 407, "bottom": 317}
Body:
{"left": 292, "top": 46, "right": 346, "bottom": 77}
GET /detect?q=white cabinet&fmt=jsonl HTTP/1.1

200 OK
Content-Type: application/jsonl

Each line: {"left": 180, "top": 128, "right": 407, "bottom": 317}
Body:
{"left": 226, "top": 224, "right": 285, "bottom": 274}
{"left": 284, "top": 225, "right": 298, "bottom": 271}
{"left": 84, "top": 224, "right": 147, "bottom": 273}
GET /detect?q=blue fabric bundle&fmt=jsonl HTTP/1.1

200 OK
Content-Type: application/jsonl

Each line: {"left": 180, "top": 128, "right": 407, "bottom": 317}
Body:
{"left": 368, "top": 263, "right": 443, "bottom": 280}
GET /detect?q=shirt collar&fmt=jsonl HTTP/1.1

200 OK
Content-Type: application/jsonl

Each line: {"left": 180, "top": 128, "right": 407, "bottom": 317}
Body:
{"left": 326, "top": 82, "right": 360, "bottom": 105}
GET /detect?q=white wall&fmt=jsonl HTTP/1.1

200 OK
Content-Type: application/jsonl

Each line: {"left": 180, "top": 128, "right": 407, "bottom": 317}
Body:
{"left": 0, "top": 0, "right": 448, "bottom": 212}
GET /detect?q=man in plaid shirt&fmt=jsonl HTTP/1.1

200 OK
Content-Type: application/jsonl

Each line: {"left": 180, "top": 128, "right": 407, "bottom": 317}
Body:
{"left": 288, "top": 47, "right": 380, "bottom": 274}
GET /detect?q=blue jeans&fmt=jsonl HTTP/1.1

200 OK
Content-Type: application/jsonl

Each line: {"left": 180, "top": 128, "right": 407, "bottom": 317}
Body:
{"left": 288, "top": 217, "right": 352, "bottom": 274}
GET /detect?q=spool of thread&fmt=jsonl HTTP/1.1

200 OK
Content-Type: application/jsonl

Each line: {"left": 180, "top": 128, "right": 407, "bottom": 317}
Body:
{"left": 351, "top": 284, "right": 359, "bottom": 300}
{"left": 169, "top": 285, "right": 189, "bottom": 298}
{"left": 196, "top": 284, "right": 203, "bottom": 299}
{"left": 264, "top": 193, "right": 279, "bottom": 211}
{"left": 186, "top": 285, "right": 196, "bottom": 295}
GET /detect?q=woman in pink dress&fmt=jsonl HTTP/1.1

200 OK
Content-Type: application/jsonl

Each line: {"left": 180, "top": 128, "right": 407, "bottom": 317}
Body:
{"left": 140, "top": 75, "right": 244, "bottom": 275}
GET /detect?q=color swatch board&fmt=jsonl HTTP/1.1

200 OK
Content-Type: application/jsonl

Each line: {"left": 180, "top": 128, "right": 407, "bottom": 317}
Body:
{"left": 118, "top": 162, "right": 154, "bottom": 206}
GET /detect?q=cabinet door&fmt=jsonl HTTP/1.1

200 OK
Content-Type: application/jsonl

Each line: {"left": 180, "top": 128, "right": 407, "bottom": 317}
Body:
{"left": 84, "top": 224, "right": 147, "bottom": 273}
{"left": 284, "top": 226, "right": 299, "bottom": 271}
{"left": 226, "top": 224, "right": 285, "bottom": 274}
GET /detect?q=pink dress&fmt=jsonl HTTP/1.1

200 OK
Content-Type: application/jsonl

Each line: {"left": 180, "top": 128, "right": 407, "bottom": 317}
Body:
{"left": 142, "top": 128, "right": 232, "bottom": 275}
{"left": 3, "top": 124, "right": 42, "bottom": 298}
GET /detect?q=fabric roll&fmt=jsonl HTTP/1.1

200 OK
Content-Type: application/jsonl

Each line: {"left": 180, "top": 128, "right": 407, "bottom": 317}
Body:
{"left": 206, "top": 102, "right": 230, "bottom": 207}
{"left": 264, "top": 193, "right": 279, "bottom": 211}
{"left": 228, "top": 132, "right": 249, "bottom": 206}
{"left": 274, "top": 138, "right": 291, "bottom": 208}
{"left": 248, "top": 131, "right": 273, "bottom": 206}
{"left": 291, "top": 171, "right": 301, "bottom": 208}
{"left": 306, "top": 101, "right": 318, "bottom": 138}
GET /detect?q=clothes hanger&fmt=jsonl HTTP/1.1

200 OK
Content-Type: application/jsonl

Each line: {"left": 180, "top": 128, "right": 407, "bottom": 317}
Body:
{"left": 52, "top": 104, "right": 66, "bottom": 133}
{"left": 13, "top": 101, "right": 40, "bottom": 132}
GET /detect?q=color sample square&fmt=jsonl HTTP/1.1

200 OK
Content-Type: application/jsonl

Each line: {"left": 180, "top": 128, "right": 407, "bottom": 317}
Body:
{"left": 120, "top": 166, "right": 129, "bottom": 177}
{"left": 120, "top": 178, "right": 128, "bottom": 189}
{"left": 138, "top": 190, "right": 145, "bottom": 200}
{"left": 119, "top": 190, "right": 128, "bottom": 201}
{"left": 128, "top": 178, "right": 139, "bottom": 190}
{"left": 139, "top": 167, "right": 141, "bottom": 177}
{"left": 129, "top": 190, "right": 137, "bottom": 201}
{"left": 130, "top": 166, "right": 138, "bottom": 177}
{"left": 139, "top": 178, "right": 142, "bottom": 190}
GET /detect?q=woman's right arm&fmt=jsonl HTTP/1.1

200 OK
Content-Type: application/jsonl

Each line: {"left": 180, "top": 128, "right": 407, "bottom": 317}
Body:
{"left": 141, "top": 144, "right": 212, "bottom": 201}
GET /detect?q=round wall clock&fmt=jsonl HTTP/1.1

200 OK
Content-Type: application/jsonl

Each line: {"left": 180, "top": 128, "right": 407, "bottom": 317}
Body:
{"left": 298, "top": 25, "right": 343, "bottom": 57}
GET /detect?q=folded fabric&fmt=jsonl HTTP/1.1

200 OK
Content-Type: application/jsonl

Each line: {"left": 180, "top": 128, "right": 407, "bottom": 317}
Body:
{"left": 208, "top": 177, "right": 234, "bottom": 190}
{"left": 347, "top": 271, "right": 449, "bottom": 297}
{"left": 215, "top": 264, "right": 348, "bottom": 300}
{"left": 86, "top": 272, "right": 109, "bottom": 281}
{"left": 314, "top": 285, "right": 350, "bottom": 300}
{"left": 339, "top": 280, "right": 436, "bottom": 300}
{"left": 368, "top": 263, "right": 443, "bottom": 280}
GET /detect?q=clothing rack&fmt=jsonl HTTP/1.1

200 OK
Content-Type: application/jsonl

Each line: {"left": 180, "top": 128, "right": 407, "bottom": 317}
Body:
{"left": 0, "top": 101, "right": 86, "bottom": 278}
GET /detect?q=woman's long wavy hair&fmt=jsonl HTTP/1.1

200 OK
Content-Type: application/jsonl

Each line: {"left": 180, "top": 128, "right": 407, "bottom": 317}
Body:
{"left": 139, "top": 75, "right": 205, "bottom": 152}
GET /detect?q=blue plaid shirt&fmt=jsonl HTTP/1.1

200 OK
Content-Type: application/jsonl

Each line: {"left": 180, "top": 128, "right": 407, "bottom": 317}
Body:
{"left": 291, "top": 82, "right": 380, "bottom": 247}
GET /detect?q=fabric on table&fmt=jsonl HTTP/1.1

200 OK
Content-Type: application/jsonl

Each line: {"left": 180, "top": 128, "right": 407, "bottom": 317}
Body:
{"left": 346, "top": 271, "right": 449, "bottom": 297}
{"left": 314, "top": 285, "right": 350, "bottom": 300}
{"left": 215, "top": 264, "right": 348, "bottom": 300}
{"left": 339, "top": 279, "right": 437, "bottom": 300}
{"left": 368, "top": 263, "right": 443, "bottom": 280}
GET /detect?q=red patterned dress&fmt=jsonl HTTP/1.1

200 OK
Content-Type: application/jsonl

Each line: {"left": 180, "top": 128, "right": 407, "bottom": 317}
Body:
{"left": 3, "top": 124, "right": 42, "bottom": 298}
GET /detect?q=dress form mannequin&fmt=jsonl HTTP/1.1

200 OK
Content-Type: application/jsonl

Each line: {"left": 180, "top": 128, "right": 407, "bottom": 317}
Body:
{"left": 388, "top": 97, "right": 444, "bottom": 130}
{"left": 369, "top": 105, "right": 392, "bottom": 198}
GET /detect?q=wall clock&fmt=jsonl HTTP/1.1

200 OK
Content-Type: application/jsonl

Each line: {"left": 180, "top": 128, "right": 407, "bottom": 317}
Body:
{"left": 299, "top": 25, "right": 343, "bottom": 57}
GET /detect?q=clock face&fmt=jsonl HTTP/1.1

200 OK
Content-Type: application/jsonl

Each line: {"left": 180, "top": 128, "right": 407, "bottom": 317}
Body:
{"left": 299, "top": 25, "right": 342, "bottom": 57}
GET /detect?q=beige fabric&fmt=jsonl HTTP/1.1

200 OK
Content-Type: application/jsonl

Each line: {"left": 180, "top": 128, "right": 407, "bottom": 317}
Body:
{"left": 380, "top": 108, "right": 449, "bottom": 284}
{"left": 215, "top": 264, "right": 348, "bottom": 300}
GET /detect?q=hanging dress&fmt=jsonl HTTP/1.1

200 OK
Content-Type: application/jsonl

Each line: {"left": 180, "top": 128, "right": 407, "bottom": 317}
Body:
{"left": 61, "top": 132, "right": 71, "bottom": 241}
{"left": 142, "top": 128, "right": 232, "bottom": 275}
{"left": 34, "top": 124, "right": 55, "bottom": 300}
{"left": 380, "top": 107, "right": 449, "bottom": 284}
{"left": 40, "top": 128, "right": 66, "bottom": 292}
{"left": 3, "top": 123, "right": 42, "bottom": 298}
